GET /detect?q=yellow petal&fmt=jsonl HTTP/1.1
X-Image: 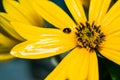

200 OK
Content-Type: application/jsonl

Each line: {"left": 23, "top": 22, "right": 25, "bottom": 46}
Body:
{"left": 10, "top": 36, "right": 76, "bottom": 59}
{"left": 102, "top": 24, "right": 120, "bottom": 36}
{"left": 65, "top": 0, "right": 87, "bottom": 24}
{"left": 101, "top": 0, "right": 120, "bottom": 29}
{"left": 0, "top": 14, "right": 24, "bottom": 41}
{"left": 11, "top": 22, "right": 76, "bottom": 40}
{"left": 67, "top": 48, "right": 90, "bottom": 80}
{"left": 46, "top": 65, "right": 66, "bottom": 80}
{"left": 0, "top": 53, "right": 14, "bottom": 61}
{"left": 18, "top": 0, "right": 44, "bottom": 26}
{"left": 31, "top": 0, "right": 76, "bottom": 30}
{"left": 88, "top": 52, "right": 99, "bottom": 80}
{"left": 45, "top": 48, "right": 90, "bottom": 80}
{"left": 3, "top": 0, "right": 30, "bottom": 24}
{"left": 0, "top": 12, "right": 16, "bottom": 21}
{"left": 105, "top": 30, "right": 120, "bottom": 37}
{"left": 100, "top": 48, "right": 120, "bottom": 65}
{"left": 3, "top": 0, "right": 44, "bottom": 26}
{"left": 19, "top": 0, "right": 34, "bottom": 10}
{"left": 0, "top": 33, "right": 17, "bottom": 48}
{"left": 0, "top": 33, "right": 17, "bottom": 53}
{"left": 19, "top": 0, "right": 48, "bottom": 7}
{"left": 89, "top": 0, "right": 111, "bottom": 25}
{"left": 102, "top": 36, "right": 120, "bottom": 51}
{"left": 101, "top": 17, "right": 120, "bottom": 36}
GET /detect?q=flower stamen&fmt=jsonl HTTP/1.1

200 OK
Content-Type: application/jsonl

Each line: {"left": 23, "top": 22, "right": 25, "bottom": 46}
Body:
{"left": 75, "top": 21, "right": 105, "bottom": 52}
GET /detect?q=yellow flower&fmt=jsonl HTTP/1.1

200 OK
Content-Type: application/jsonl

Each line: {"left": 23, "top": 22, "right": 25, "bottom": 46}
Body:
{"left": 0, "top": 0, "right": 44, "bottom": 60}
{"left": 10, "top": 0, "right": 120, "bottom": 80}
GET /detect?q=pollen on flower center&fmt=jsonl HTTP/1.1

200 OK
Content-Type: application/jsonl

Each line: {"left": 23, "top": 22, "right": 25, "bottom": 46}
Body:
{"left": 75, "top": 21, "right": 105, "bottom": 51}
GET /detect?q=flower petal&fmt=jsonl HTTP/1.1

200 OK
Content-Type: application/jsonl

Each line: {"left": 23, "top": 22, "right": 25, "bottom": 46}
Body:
{"left": 101, "top": 16, "right": 120, "bottom": 36}
{"left": 10, "top": 36, "right": 76, "bottom": 59}
{"left": 0, "top": 14, "right": 24, "bottom": 41}
{"left": 100, "top": 48, "right": 120, "bottom": 65}
{"left": 0, "top": 12, "right": 16, "bottom": 21}
{"left": 102, "top": 36, "right": 120, "bottom": 51}
{"left": 89, "top": 0, "right": 111, "bottom": 25}
{"left": 67, "top": 48, "right": 90, "bottom": 80}
{"left": 3, "top": 0, "right": 30, "bottom": 24}
{"left": 0, "top": 33, "right": 17, "bottom": 48}
{"left": 0, "top": 53, "right": 14, "bottom": 61}
{"left": 101, "top": 0, "right": 120, "bottom": 29}
{"left": 88, "top": 52, "right": 99, "bottom": 80}
{"left": 19, "top": 0, "right": 48, "bottom": 7}
{"left": 3, "top": 0, "right": 44, "bottom": 26}
{"left": 31, "top": 0, "right": 76, "bottom": 30}
{"left": 65, "top": 0, "right": 87, "bottom": 24}
{"left": 45, "top": 48, "right": 90, "bottom": 80}
{"left": 11, "top": 22, "right": 76, "bottom": 41}
{"left": 18, "top": 0, "right": 44, "bottom": 26}
{"left": 102, "top": 23, "right": 120, "bottom": 36}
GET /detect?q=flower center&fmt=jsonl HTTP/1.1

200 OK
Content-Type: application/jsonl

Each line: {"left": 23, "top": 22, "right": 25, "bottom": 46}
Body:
{"left": 75, "top": 21, "right": 105, "bottom": 51}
